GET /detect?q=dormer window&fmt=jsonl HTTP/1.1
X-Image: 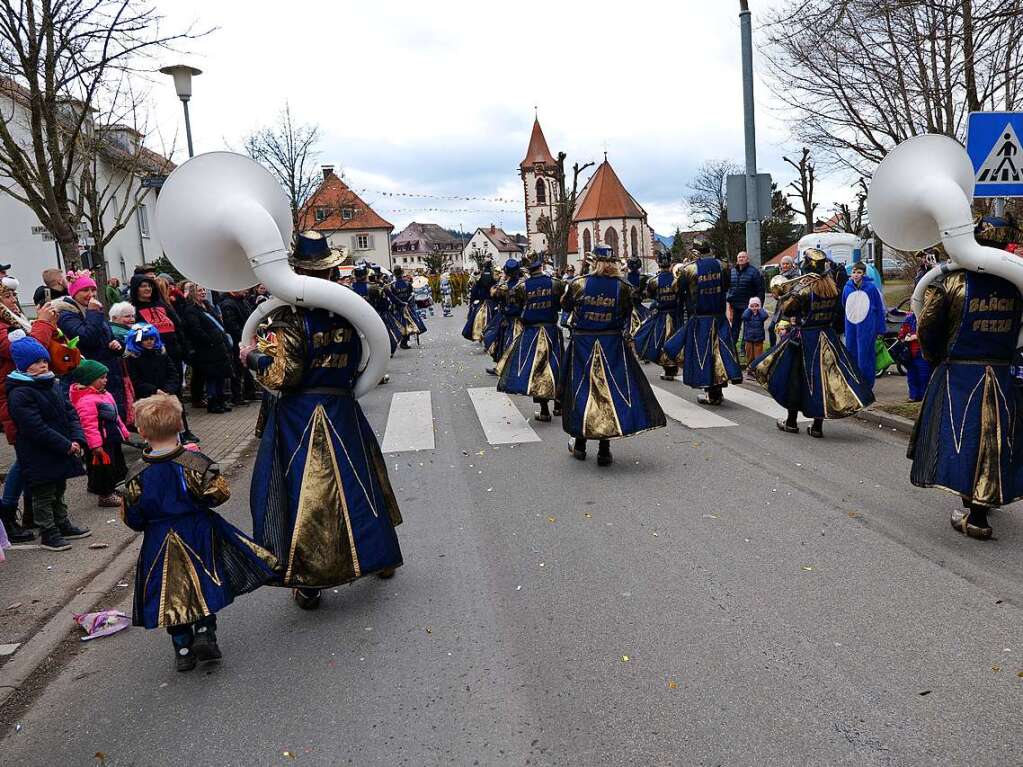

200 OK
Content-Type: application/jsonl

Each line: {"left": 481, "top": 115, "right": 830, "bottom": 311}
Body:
{"left": 314, "top": 207, "right": 329, "bottom": 222}
{"left": 342, "top": 207, "right": 355, "bottom": 220}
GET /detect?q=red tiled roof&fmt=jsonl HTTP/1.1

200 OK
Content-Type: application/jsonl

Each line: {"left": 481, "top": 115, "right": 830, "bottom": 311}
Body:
{"left": 520, "top": 118, "right": 557, "bottom": 170}
{"left": 478, "top": 225, "right": 523, "bottom": 253}
{"left": 573, "top": 160, "right": 646, "bottom": 222}
{"left": 298, "top": 170, "right": 393, "bottom": 232}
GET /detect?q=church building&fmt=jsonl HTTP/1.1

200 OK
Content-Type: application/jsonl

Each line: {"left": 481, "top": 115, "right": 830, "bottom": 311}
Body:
{"left": 519, "top": 117, "right": 655, "bottom": 269}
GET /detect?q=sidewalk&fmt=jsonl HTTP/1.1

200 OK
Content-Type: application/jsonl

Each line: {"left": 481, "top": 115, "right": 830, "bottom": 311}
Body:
{"left": 0, "top": 400, "right": 262, "bottom": 666}
{"left": 856, "top": 370, "right": 918, "bottom": 434}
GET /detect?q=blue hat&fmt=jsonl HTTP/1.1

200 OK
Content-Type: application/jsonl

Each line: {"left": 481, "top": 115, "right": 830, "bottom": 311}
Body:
{"left": 11, "top": 335, "right": 49, "bottom": 371}
{"left": 126, "top": 322, "right": 163, "bottom": 355}
{"left": 591, "top": 244, "right": 615, "bottom": 261}
{"left": 503, "top": 258, "right": 521, "bottom": 274}
{"left": 289, "top": 231, "right": 344, "bottom": 270}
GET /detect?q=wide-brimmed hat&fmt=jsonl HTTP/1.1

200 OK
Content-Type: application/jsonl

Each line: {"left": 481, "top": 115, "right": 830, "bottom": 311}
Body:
{"left": 591, "top": 245, "right": 616, "bottom": 262}
{"left": 289, "top": 231, "right": 345, "bottom": 270}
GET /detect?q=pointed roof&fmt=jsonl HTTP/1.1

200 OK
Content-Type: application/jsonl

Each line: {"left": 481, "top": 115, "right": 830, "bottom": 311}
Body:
{"left": 298, "top": 169, "right": 393, "bottom": 232}
{"left": 573, "top": 160, "right": 646, "bottom": 222}
{"left": 520, "top": 118, "right": 557, "bottom": 170}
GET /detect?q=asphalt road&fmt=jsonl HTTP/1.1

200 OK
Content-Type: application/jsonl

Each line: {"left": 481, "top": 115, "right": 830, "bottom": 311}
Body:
{"left": 3, "top": 310, "right": 1023, "bottom": 766}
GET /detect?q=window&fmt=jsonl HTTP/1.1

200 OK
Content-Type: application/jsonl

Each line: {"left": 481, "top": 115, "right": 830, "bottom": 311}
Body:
{"left": 357, "top": 234, "right": 370, "bottom": 250}
{"left": 535, "top": 178, "right": 546, "bottom": 205}
{"left": 315, "top": 207, "right": 329, "bottom": 222}
{"left": 136, "top": 204, "right": 150, "bottom": 237}
{"left": 342, "top": 207, "right": 355, "bottom": 220}
{"left": 630, "top": 226, "right": 639, "bottom": 258}
{"left": 119, "top": 256, "right": 127, "bottom": 282}
{"left": 582, "top": 228, "right": 592, "bottom": 254}
{"left": 604, "top": 227, "right": 619, "bottom": 256}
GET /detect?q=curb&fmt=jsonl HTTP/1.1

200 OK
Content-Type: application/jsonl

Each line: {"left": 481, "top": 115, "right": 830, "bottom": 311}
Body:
{"left": 855, "top": 407, "right": 915, "bottom": 435}
{"left": 0, "top": 433, "right": 259, "bottom": 712}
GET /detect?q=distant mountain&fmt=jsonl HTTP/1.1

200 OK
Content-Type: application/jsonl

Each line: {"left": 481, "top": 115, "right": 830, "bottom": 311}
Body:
{"left": 654, "top": 233, "right": 674, "bottom": 248}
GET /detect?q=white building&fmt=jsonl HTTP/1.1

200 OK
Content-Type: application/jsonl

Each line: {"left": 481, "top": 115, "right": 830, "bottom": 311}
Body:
{"left": 0, "top": 80, "right": 170, "bottom": 304}
{"left": 461, "top": 224, "right": 524, "bottom": 270}
{"left": 299, "top": 165, "right": 394, "bottom": 269}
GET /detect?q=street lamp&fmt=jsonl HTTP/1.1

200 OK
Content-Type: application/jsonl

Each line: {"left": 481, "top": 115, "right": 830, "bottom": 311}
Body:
{"left": 160, "top": 64, "right": 202, "bottom": 158}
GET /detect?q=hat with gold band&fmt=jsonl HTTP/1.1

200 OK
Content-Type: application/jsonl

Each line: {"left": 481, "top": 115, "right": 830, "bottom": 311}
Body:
{"left": 289, "top": 231, "right": 346, "bottom": 270}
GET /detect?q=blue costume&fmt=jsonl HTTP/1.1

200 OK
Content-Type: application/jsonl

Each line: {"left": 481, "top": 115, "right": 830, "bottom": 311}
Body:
{"left": 842, "top": 270, "right": 887, "bottom": 392}
{"left": 497, "top": 261, "right": 564, "bottom": 420}
{"left": 352, "top": 271, "right": 402, "bottom": 355}
{"left": 388, "top": 271, "right": 427, "bottom": 347}
{"left": 463, "top": 266, "right": 497, "bottom": 342}
{"left": 752, "top": 250, "right": 874, "bottom": 437}
{"left": 560, "top": 251, "right": 666, "bottom": 465}
{"left": 483, "top": 260, "right": 522, "bottom": 366}
{"left": 248, "top": 305, "right": 404, "bottom": 591}
{"left": 122, "top": 448, "right": 279, "bottom": 632}
{"left": 899, "top": 313, "right": 931, "bottom": 401}
{"left": 663, "top": 252, "right": 743, "bottom": 403}
{"left": 633, "top": 265, "right": 684, "bottom": 378}
{"left": 910, "top": 270, "right": 1023, "bottom": 519}
{"left": 624, "top": 258, "right": 650, "bottom": 335}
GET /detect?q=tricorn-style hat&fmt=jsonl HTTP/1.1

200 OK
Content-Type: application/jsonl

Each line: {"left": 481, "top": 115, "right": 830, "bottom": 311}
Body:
{"left": 591, "top": 244, "right": 616, "bottom": 262}
{"left": 289, "top": 231, "right": 345, "bottom": 270}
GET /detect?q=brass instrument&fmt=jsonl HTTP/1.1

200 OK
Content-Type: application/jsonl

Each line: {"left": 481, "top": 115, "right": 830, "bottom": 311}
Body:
{"left": 769, "top": 272, "right": 823, "bottom": 298}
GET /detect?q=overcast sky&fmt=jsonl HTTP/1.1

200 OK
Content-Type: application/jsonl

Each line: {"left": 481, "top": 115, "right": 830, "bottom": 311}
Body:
{"left": 148, "top": 0, "right": 853, "bottom": 238}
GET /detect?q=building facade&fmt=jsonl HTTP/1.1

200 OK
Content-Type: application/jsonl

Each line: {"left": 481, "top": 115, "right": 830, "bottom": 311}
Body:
{"left": 519, "top": 118, "right": 560, "bottom": 254}
{"left": 391, "top": 222, "right": 465, "bottom": 272}
{"left": 462, "top": 224, "right": 524, "bottom": 270}
{"left": 298, "top": 165, "right": 394, "bottom": 268}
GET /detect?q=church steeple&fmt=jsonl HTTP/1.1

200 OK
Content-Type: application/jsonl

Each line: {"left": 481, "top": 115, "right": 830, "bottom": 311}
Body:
{"left": 520, "top": 117, "right": 557, "bottom": 170}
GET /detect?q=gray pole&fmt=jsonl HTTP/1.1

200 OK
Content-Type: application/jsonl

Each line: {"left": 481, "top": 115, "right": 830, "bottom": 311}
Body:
{"left": 182, "top": 99, "right": 195, "bottom": 158}
{"left": 739, "top": 1, "right": 762, "bottom": 266}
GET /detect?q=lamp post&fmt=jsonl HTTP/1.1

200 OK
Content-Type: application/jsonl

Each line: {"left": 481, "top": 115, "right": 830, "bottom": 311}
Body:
{"left": 738, "top": 1, "right": 762, "bottom": 266}
{"left": 160, "top": 64, "right": 202, "bottom": 158}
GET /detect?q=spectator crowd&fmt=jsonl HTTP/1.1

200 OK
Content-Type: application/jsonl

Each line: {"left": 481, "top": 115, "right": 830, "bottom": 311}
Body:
{"left": 0, "top": 263, "right": 266, "bottom": 556}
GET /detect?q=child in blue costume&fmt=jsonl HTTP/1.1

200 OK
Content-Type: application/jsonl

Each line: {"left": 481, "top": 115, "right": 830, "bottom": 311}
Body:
{"left": 122, "top": 393, "right": 279, "bottom": 672}
{"left": 841, "top": 262, "right": 887, "bottom": 394}
{"left": 633, "top": 251, "right": 683, "bottom": 380}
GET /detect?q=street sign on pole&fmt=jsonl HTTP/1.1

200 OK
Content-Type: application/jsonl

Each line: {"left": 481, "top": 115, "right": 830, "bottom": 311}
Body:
{"left": 142, "top": 175, "right": 167, "bottom": 189}
{"left": 726, "top": 173, "right": 773, "bottom": 224}
{"left": 966, "top": 112, "right": 1023, "bottom": 197}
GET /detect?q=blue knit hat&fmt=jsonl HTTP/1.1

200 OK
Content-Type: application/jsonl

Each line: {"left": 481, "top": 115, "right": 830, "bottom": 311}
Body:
{"left": 11, "top": 335, "right": 49, "bottom": 371}
{"left": 126, "top": 322, "right": 163, "bottom": 355}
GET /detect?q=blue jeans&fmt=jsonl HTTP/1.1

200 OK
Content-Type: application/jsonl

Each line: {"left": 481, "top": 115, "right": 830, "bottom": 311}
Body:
{"left": 205, "top": 378, "right": 226, "bottom": 401}
{"left": 2, "top": 461, "right": 22, "bottom": 508}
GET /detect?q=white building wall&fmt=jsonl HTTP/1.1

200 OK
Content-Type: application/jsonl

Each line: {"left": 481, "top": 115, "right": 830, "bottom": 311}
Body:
{"left": 327, "top": 228, "right": 392, "bottom": 269}
{"left": 521, "top": 167, "right": 558, "bottom": 254}
{"left": 575, "top": 217, "right": 656, "bottom": 272}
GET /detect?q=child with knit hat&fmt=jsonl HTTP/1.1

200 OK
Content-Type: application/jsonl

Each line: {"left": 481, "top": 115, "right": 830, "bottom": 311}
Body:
{"left": 5, "top": 335, "right": 89, "bottom": 551}
{"left": 70, "top": 358, "right": 129, "bottom": 506}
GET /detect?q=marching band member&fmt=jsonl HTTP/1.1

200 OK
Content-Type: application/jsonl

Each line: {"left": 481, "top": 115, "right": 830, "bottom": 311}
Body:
{"left": 352, "top": 261, "right": 401, "bottom": 356}
{"left": 388, "top": 265, "right": 427, "bottom": 349}
{"left": 663, "top": 237, "right": 743, "bottom": 405}
{"left": 751, "top": 248, "right": 873, "bottom": 437}
{"left": 484, "top": 258, "right": 523, "bottom": 375}
{"left": 624, "top": 256, "right": 650, "bottom": 336}
{"left": 909, "top": 227, "right": 1023, "bottom": 540}
{"left": 244, "top": 232, "right": 403, "bottom": 611}
{"left": 561, "top": 245, "right": 666, "bottom": 467}
{"left": 462, "top": 257, "right": 497, "bottom": 343}
{"left": 633, "top": 251, "right": 684, "bottom": 380}
{"left": 496, "top": 252, "right": 564, "bottom": 422}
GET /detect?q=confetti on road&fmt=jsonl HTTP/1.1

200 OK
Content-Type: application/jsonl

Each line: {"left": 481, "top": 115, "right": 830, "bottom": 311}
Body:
{"left": 584, "top": 513, "right": 592, "bottom": 519}
{"left": 621, "top": 655, "right": 630, "bottom": 662}
{"left": 547, "top": 516, "right": 556, "bottom": 523}
{"left": 668, "top": 680, "right": 678, "bottom": 689}
{"left": 801, "top": 566, "right": 814, "bottom": 571}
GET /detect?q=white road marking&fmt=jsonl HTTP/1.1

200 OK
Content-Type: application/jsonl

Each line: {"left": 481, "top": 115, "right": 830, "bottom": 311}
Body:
{"left": 467, "top": 387, "right": 542, "bottom": 445}
{"left": 725, "top": 384, "right": 810, "bottom": 423}
{"left": 651, "top": 386, "right": 737, "bottom": 429}
{"left": 381, "top": 391, "right": 435, "bottom": 453}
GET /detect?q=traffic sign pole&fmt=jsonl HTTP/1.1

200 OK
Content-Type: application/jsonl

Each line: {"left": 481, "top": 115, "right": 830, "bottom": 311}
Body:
{"left": 739, "top": 2, "right": 762, "bottom": 266}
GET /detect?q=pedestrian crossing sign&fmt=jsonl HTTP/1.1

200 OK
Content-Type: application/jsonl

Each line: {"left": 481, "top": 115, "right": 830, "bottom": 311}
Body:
{"left": 966, "top": 111, "right": 1023, "bottom": 197}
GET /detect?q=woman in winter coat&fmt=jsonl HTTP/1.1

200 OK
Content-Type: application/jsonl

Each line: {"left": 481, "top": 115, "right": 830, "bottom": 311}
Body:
{"left": 179, "top": 286, "right": 235, "bottom": 413}
{"left": 54, "top": 272, "right": 127, "bottom": 420}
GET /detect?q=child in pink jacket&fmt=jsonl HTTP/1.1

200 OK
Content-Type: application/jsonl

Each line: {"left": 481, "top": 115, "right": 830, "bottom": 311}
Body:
{"left": 70, "top": 359, "right": 129, "bottom": 507}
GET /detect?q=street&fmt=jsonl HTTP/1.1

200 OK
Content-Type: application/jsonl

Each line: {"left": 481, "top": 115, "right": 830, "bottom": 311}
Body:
{"left": 2, "top": 311, "right": 1023, "bottom": 766}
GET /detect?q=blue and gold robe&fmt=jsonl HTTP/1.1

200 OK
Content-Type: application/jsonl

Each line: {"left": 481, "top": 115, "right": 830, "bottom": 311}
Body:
{"left": 248, "top": 307, "right": 403, "bottom": 588}
{"left": 560, "top": 274, "right": 666, "bottom": 440}
{"left": 625, "top": 268, "right": 651, "bottom": 336}
{"left": 122, "top": 448, "right": 279, "bottom": 629}
{"left": 752, "top": 276, "right": 873, "bottom": 419}
{"left": 664, "top": 257, "right": 744, "bottom": 388}
{"left": 353, "top": 279, "right": 402, "bottom": 355}
{"left": 389, "top": 277, "right": 427, "bottom": 339}
{"left": 462, "top": 270, "right": 497, "bottom": 342}
{"left": 483, "top": 276, "right": 522, "bottom": 361}
{"left": 497, "top": 273, "right": 564, "bottom": 401}
{"left": 633, "top": 270, "right": 682, "bottom": 365}
{"left": 909, "top": 271, "right": 1023, "bottom": 507}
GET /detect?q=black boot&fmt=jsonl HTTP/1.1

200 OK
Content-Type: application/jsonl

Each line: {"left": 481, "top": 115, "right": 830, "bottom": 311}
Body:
{"left": 534, "top": 400, "right": 552, "bottom": 422}
{"left": 698, "top": 386, "right": 723, "bottom": 406}
{"left": 399, "top": 338, "right": 410, "bottom": 349}
{"left": 293, "top": 588, "right": 322, "bottom": 610}
{"left": 568, "top": 437, "right": 587, "bottom": 461}
{"left": 597, "top": 439, "right": 613, "bottom": 467}
{"left": 806, "top": 418, "right": 824, "bottom": 438}
{"left": 0, "top": 502, "right": 34, "bottom": 543}
{"left": 776, "top": 408, "right": 800, "bottom": 434}
{"left": 192, "top": 628, "right": 222, "bottom": 664}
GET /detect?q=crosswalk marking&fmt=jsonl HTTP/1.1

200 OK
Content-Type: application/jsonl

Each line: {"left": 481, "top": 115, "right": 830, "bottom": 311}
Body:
{"left": 381, "top": 391, "right": 435, "bottom": 453}
{"left": 724, "top": 384, "right": 810, "bottom": 423}
{"left": 651, "top": 386, "right": 738, "bottom": 429}
{"left": 467, "top": 387, "right": 542, "bottom": 445}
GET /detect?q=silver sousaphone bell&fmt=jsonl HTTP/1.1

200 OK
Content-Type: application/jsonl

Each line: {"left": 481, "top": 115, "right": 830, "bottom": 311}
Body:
{"left": 154, "top": 151, "right": 389, "bottom": 398}
{"left": 867, "top": 133, "right": 1023, "bottom": 346}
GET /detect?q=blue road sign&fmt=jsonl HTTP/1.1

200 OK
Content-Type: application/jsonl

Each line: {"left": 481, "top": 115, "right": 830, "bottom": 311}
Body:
{"left": 967, "top": 111, "right": 1023, "bottom": 197}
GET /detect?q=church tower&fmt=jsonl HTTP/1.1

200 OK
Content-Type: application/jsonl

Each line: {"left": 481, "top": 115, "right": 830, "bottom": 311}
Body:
{"left": 520, "top": 117, "right": 559, "bottom": 254}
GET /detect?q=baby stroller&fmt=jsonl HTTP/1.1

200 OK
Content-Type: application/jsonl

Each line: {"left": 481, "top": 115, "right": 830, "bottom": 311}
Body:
{"left": 881, "top": 297, "right": 913, "bottom": 376}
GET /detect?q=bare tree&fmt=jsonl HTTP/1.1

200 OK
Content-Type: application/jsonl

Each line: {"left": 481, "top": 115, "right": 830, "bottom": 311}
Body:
{"left": 245, "top": 104, "right": 321, "bottom": 233}
{"left": 762, "top": 0, "right": 1023, "bottom": 172}
{"left": 833, "top": 178, "right": 869, "bottom": 235}
{"left": 0, "top": 1, "right": 200, "bottom": 267}
{"left": 783, "top": 147, "right": 818, "bottom": 235}
{"left": 537, "top": 152, "right": 594, "bottom": 270}
{"left": 686, "top": 160, "right": 744, "bottom": 260}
